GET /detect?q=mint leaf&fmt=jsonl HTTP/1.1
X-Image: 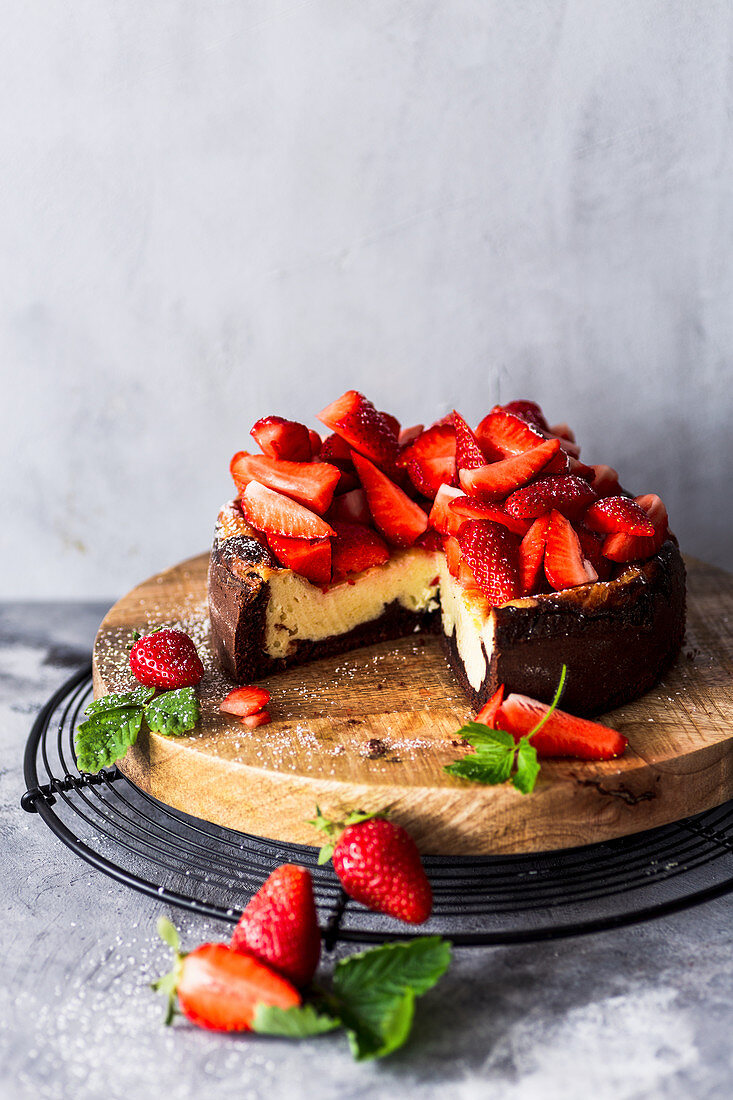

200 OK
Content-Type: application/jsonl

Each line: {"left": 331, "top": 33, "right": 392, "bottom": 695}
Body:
{"left": 444, "top": 724, "right": 516, "bottom": 785}
{"left": 75, "top": 708, "right": 143, "bottom": 773}
{"left": 85, "top": 685, "right": 154, "bottom": 716}
{"left": 252, "top": 1003, "right": 341, "bottom": 1038}
{"left": 460, "top": 723, "right": 515, "bottom": 750}
{"left": 144, "top": 688, "right": 200, "bottom": 737}
{"left": 333, "top": 937, "right": 451, "bottom": 1061}
{"left": 513, "top": 737, "right": 540, "bottom": 794}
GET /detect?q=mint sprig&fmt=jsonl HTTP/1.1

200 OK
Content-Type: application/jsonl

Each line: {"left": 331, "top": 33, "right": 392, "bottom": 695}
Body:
{"left": 251, "top": 936, "right": 451, "bottom": 1060}
{"left": 75, "top": 686, "right": 201, "bottom": 773}
{"left": 445, "top": 665, "right": 567, "bottom": 795}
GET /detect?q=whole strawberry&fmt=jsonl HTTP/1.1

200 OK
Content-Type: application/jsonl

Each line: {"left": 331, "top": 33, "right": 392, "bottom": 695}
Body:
{"left": 129, "top": 629, "right": 204, "bottom": 689}
{"left": 231, "top": 864, "right": 321, "bottom": 989}
{"left": 313, "top": 810, "right": 432, "bottom": 924}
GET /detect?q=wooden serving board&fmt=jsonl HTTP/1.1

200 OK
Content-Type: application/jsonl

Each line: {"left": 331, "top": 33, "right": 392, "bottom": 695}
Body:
{"left": 92, "top": 553, "right": 733, "bottom": 855}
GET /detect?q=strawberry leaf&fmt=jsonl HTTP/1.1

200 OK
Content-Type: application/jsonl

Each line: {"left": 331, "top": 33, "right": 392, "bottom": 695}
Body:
{"left": 145, "top": 688, "right": 200, "bottom": 737}
{"left": 252, "top": 1003, "right": 341, "bottom": 1038}
{"left": 74, "top": 708, "right": 143, "bottom": 774}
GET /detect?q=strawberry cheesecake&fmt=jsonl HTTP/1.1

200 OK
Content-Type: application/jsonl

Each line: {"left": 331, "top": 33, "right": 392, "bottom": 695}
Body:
{"left": 208, "top": 393, "right": 685, "bottom": 716}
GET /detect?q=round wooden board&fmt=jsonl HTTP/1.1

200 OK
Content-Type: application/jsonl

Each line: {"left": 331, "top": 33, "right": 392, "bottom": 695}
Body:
{"left": 92, "top": 553, "right": 733, "bottom": 855}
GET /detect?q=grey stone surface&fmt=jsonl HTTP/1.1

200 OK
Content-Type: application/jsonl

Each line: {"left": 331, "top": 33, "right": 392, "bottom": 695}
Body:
{"left": 2, "top": 601, "right": 733, "bottom": 1100}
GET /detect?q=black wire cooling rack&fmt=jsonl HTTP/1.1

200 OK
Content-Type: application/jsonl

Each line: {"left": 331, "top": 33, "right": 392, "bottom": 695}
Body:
{"left": 22, "top": 665, "right": 733, "bottom": 947}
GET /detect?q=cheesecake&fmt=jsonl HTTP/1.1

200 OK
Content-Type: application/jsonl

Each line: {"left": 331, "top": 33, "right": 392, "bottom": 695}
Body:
{"left": 208, "top": 393, "right": 686, "bottom": 717}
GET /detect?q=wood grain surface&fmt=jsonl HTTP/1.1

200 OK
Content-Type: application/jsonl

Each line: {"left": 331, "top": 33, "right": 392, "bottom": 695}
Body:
{"left": 92, "top": 553, "right": 733, "bottom": 854}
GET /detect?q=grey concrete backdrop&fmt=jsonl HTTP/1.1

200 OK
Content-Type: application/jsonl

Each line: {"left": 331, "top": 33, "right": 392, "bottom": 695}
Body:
{"left": 2, "top": 1, "right": 732, "bottom": 598}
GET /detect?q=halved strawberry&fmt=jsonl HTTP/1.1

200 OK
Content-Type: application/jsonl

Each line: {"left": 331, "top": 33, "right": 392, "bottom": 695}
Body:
{"left": 398, "top": 423, "right": 424, "bottom": 447}
{"left": 504, "top": 473, "right": 597, "bottom": 519}
{"left": 497, "top": 693, "right": 628, "bottom": 760}
{"left": 459, "top": 438, "right": 561, "bottom": 499}
{"left": 449, "top": 498, "right": 531, "bottom": 536}
{"left": 268, "top": 534, "right": 332, "bottom": 584}
{"left": 241, "top": 482, "right": 335, "bottom": 540}
{"left": 331, "top": 521, "right": 390, "bottom": 579}
{"left": 398, "top": 423, "right": 456, "bottom": 470}
{"left": 318, "top": 391, "right": 398, "bottom": 470}
{"left": 543, "top": 510, "right": 598, "bottom": 590}
{"left": 428, "top": 484, "right": 466, "bottom": 535}
{"left": 250, "top": 416, "right": 312, "bottom": 462}
{"left": 328, "top": 488, "right": 372, "bottom": 526}
{"left": 242, "top": 710, "right": 272, "bottom": 729}
{"left": 585, "top": 495, "right": 656, "bottom": 536}
{"left": 475, "top": 406, "right": 546, "bottom": 459}
{"left": 406, "top": 455, "right": 456, "bottom": 498}
{"left": 519, "top": 513, "right": 551, "bottom": 594}
{"left": 231, "top": 453, "right": 341, "bottom": 515}
{"left": 452, "top": 411, "right": 486, "bottom": 471}
{"left": 220, "top": 686, "right": 271, "bottom": 718}
{"left": 602, "top": 494, "right": 668, "bottom": 563}
{"left": 590, "top": 464, "right": 622, "bottom": 498}
{"left": 475, "top": 684, "right": 505, "bottom": 727}
{"left": 503, "top": 400, "right": 550, "bottom": 433}
{"left": 351, "top": 452, "right": 428, "bottom": 546}
{"left": 457, "top": 520, "right": 522, "bottom": 605}
{"left": 444, "top": 535, "right": 462, "bottom": 577}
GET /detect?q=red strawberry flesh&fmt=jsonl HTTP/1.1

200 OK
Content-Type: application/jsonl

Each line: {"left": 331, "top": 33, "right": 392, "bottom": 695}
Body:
{"left": 231, "top": 453, "right": 340, "bottom": 515}
{"left": 458, "top": 520, "right": 522, "bottom": 605}
{"left": 220, "top": 685, "right": 271, "bottom": 717}
{"left": 250, "top": 416, "right": 313, "bottom": 462}
{"left": 177, "top": 944, "right": 300, "bottom": 1032}
{"left": 332, "top": 817, "right": 432, "bottom": 924}
{"left": 497, "top": 693, "right": 628, "bottom": 760}
{"left": 504, "top": 473, "right": 597, "bottom": 519}
{"left": 268, "top": 534, "right": 332, "bottom": 584}
{"left": 543, "top": 510, "right": 598, "bottom": 590}
{"left": 459, "top": 438, "right": 561, "bottom": 499}
{"left": 351, "top": 451, "right": 428, "bottom": 546}
{"left": 318, "top": 391, "right": 398, "bottom": 470}
{"left": 331, "top": 521, "right": 390, "bottom": 579}
{"left": 585, "top": 495, "right": 657, "bottom": 536}
{"left": 129, "top": 629, "right": 204, "bottom": 689}
{"left": 241, "top": 481, "right": 335, "bottom": 540}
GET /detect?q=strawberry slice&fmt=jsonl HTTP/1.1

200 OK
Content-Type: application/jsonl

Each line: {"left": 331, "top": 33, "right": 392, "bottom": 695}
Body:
{"left": 241, "top": 710, "right": 272, "bottom": 729}
{"left": 449, "top": 498, "right": 531, "bottom": 536}
{"left": 318, "top": 391, "right": 398, "bottom": 470}
{"left": 416, "top": 528, "right": 444, "bottom": 551}
{"left": 220, "top": 685, "right": 271, "bottom": 718}
{"left": 503, "top": 400, "right": 550, "bottom": 433}
{"left": 428, "top": 484, "right": 466, "bottom": 535}
{"left": 444, "top": 535, "right": 462, "bottom": 577}
{"left": 331, "top": 521, "right": 390, "bottom": 579}
{"left": 590, "top": 464, "right": 622, "bottom": 498}
{"left": 585, "top": 495, "right": 656, "bottom": 536}
{"left": 475, "top": 406, "right": 546, "bottom": 459}
{"left": 575, "top": 525, "right": 612, "bottom": 582}
{"left": 504, "top": 473, "right": 597, "bottom": 519}
{"left": 250, "top": 416, "right": 313, "bottom": 462}
{"left": 241, "top": 481, "right": 335, "bottom": 540}
{"left": 458, "top": 559, "right": 482, "bottom": 594}
{"left": 398, "top": 423, "right": 424, "bottom": 447}
{"left": 544, "top": 510, "right": 598, "bottom": 590}
{"left": 475, "top": 684, "right": 505, "bottom": 727}
{"left": 328, "top": 488, "right": 372, "bottom": 526}
{"left": 457, "top": 520, "right": 522, "bottom": 605}
{"left": 380, "top": 410, "right": 401, "bottom": 437}
{"left": 603, "top": 494, "right": 668, "bottom": 563}
{"left": 268, "top": 534, "right": 332, "bottom": 584}
{"left": 452, "top": 411, "right": 486, "bottom": 471}
{"left": 497, "top": 693, "right": 628, "bottom": 760}
{"left": 308, "top": 430, "right": 322, "bottom": 457}
{"left": 319, "top": 433, "right": 353, "bottom": 468}
{"left": 351, "top": 451, "right": 428, "bottom": 546}
{"left": 398, "top": 423, "right": 456, "bottom": 469}
{"left": 231, "top": 453, "right": 341, "bottom": 515}
{"left": 519, "top": 513, "right": 551, "bottom": 594}
{"left": 406, "top": 454, "right": 456, "bottom": 498}
{"left": 459, "top": 438, "right": 561, "bottom": 498}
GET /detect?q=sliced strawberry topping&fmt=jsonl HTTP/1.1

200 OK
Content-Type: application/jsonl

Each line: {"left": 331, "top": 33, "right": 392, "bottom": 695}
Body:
{"left": 449, "top": 498, "right": 531, "bottom": 536}
{"left": 331, "top": 521, "right": 389, "bottom": 579}
{"left": 428, "top": 484, "right": 466, "bottom": 535}
{"left": 444, "top": 535, "right": 462, "bottom": 577}
{"left": 398, "top": 423, "right": 424, "bottom": 447}
{"left": 319, "top": 433, "right": 353, "bottom": 468}
{"left": 475, "top": 406, "right": 546, "bottom": 459}
{"left": 602, "top": 494, "right": 668, "bottom": 563}
{"left": 458, "top": 559, "right": 482, "bottom": 594}
{"left": 503, "top": 400, "right": 550, "bottom": 433}
{"left": 585, "top": 495, "right": 656, "bottom": 536}
{"left": 318, "top": 391, "right": 398, "bottom": 470}
{"left": 497, "top": 693, "right": 627, "bottom": 760}
{"left": 575, "top": 525, "right": 612, "bottom": 581}
{"left": 240, "top": 481, "right": 335, "bottom": 540}
{"left": 590, "top": 464, "right": 622, "bottom": 498}
{"left": 231, "top": 453, "right": 341, "bottom": 515}
{"left": 475, "top": 684, "right": 505, "bottom": 727}
{"left": 268, "top": 534, "right": 332, "bottom": 584}
{"left": 519, "top": 513, "right": 551, "bottom": 594}
{"left": 406, "top": 454, "right": 456, "bottom": 498}
{"left": 459, "top": 438, "right": 561, "bottom": 498}
{"left": 250, "top": 416, "right": 313, "bottom": 462}
{"left": 351, "top": 451, "right": 428, "bottom": 546}
{"left": 220, "top": 686, "right": 271, "bottom": 718}
{"left": 308, "top": 430, "right": 322, "bottom": 457}
{"left": 328, "top": 488, "right": 372, "bottom": 526}
{"left": 544, "top": 510, "right": 598, "bottom": 590}
{"left": 241, "top": 710, "right": 272, "bottom": 729}
{"left": 415, "top": 528, "right": 445, "bottom": 551}
{"left": 452, "top": 411, "right": 486, "bottom": 471}
{"left": 504, "top": 473, "right": 597, "bottom": 519}
{"left": 457, "top": 520, "right": 522, "bottom": 605}
{"left": 380, "top": 410, "right": 401, "bottom": 437}
{"left": 398, "top": 423, "right": 456, "bottom": 468}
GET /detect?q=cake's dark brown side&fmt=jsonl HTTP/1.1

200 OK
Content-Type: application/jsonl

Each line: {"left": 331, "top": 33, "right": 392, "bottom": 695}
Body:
{"left": 442, "top": 539, "right": 687, "bottom": 716}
